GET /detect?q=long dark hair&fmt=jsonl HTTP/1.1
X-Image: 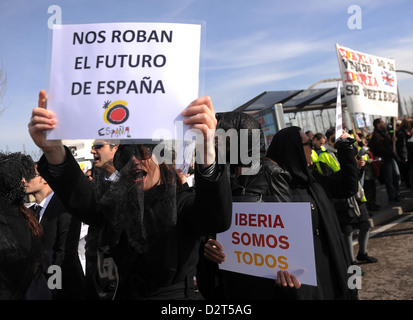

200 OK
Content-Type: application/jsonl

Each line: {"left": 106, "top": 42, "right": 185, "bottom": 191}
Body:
{"left": 0, "top": 152, "right": 42, "bottom": 238}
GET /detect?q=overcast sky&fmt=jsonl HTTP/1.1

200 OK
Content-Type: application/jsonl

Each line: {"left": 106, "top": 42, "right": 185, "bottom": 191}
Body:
{"left": 1, "top": 0, "right": 412, "bottom": 157}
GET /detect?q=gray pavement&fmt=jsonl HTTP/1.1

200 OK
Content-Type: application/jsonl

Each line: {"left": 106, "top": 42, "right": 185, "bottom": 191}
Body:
{"left": 354, "top": 181, "right": 413, "bottom": 300}
{"left": 366, "top": 182, "right": 413, "bottom": 228}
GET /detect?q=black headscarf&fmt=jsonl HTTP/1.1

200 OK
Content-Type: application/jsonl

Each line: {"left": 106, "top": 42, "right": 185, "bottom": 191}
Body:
{"left": 266, "top": 126, "right": 311, "bottom": 188}
{"left": 216, "top": 111, "right": 266, "bottom": 162}
{"left": 266, "top": 126, "right": 354, "bottom": 299}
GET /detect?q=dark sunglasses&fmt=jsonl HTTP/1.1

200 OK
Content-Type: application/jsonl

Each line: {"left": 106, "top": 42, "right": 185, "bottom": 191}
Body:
{"left": 114, "top": 144, "right": 155, "bottom": 171}
{"left": 91, "top": 142, "right": 115, "bottom": 150}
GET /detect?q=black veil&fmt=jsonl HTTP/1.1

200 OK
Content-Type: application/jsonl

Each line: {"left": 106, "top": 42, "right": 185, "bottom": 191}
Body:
{"left": 96, "top": 143, "right": 180, "bottom": 253}
{"left": 266, "top": 126, "right": 313, "bottom": 188}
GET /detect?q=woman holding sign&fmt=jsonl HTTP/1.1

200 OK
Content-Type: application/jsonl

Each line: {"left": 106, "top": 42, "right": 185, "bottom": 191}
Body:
{"left": 198, "top": 112, "right": 299, "bottom": 300}
{"left": 266, "top": 126, "right": 359, "bottom": 300}
{"left": 28, "top": 90, "right": 232, "bottom": 299}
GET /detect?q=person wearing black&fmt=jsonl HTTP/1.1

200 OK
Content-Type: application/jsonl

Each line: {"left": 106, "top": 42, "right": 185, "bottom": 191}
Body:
{"left": 28, "top": 90, "right": 232, "bottom": 299}
{"left": 0, "top": 152, "right": 46, "bottom": 299}
{"left": 395, "top": 118, "right": 413, "bottom": 188}
{"left": 24, "top": 164, "right": 84, "bottom": 300}
{"left": 368, "top": 118, "right": 401, "bottom": 203}
{"left": 266, "top": 126, "right": 359, "bottom": 299}
{"left": 197, "top": 112, "right": 294, "bottom": 300}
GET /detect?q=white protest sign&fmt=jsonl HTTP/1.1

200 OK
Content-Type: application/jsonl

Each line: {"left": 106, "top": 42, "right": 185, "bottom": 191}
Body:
{"left": 336, "top": 43, "right": 398, "bottom": 117}
{"left": 335, "top": 82, "right": 343, "bottom": 141}
{"left": 47, "top": 22, "right": 201, "bottom": 140}
{"left": 217, "top": 202, "right": 317, "bottom": 286}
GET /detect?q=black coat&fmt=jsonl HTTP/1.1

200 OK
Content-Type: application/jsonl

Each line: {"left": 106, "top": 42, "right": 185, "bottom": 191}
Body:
{"left": 38, "top": 147, "right": 232, "bottom": 299}
{"left": 266, "top": 127, "right": 359, "bottom": 300}
{"left": 39, "top": 194, "right": 84, "bottom": 299}
{"left": 0, "top": 205, "right": 43, "bottom": 300}
{"left": 369, "top": 128, "right": 394, "bottom": 162}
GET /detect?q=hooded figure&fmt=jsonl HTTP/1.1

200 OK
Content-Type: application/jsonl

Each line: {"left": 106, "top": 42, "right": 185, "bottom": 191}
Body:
{"left": 266, "top": 126, "right": 359, "bottom": 300}
{"left": 198, "top": 112, "right": 292, "bottom": 300}
{"left": 215, "top": 111, "right": 291, "bottom": 201}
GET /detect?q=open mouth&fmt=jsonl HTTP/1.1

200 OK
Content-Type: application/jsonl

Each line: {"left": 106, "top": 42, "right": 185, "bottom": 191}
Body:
{"left": 132, "top": 169, "right": 147, "bottom": 184}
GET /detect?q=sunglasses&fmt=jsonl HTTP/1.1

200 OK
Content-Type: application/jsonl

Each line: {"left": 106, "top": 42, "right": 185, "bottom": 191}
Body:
{"left": 91, "top": 142, "right": 115, "bottom": 150}
{"left": 114, "top": 144, "right": 155, "bottom": 171}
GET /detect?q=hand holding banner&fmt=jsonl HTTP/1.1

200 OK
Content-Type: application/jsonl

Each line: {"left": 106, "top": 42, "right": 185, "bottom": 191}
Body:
{"left": 216, "top": 202, "right": 317, "bottom": 286}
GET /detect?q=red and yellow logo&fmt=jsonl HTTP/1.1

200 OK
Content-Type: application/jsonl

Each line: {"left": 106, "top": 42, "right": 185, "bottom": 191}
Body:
{"left": 103, "top": 100, "right": 129, "bottom": 125}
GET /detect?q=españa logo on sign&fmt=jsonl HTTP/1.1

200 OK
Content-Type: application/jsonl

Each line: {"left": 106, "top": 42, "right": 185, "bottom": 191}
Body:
{"left": 103, "top": 100, "right": 129, "bottom": 124}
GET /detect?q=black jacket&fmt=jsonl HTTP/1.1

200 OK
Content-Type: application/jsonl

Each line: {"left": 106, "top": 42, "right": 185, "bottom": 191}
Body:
{"left": 266, "top": 126, "right": 358, "bottom": 300}
{"left": 369, "top": 128, "right": 394, "bottom": 161}
{"left": 0, "top": 205, "right": 43, "bottom": 300}
{"left": 38, "top": 147, "right": 232, "bottom": 299}
{"left": 39, "top": 194, "right": 84, "bottom": 299}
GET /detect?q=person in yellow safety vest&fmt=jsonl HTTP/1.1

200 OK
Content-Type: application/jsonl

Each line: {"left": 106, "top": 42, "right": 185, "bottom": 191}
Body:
{"left": 317, "top": 127, "right": 378, "bottom": 265}
{"left": 311, "top": 132, "right": 327, "bottom": 164}
{"left": 312, "top": 133, "right": 327, "bottom": 156}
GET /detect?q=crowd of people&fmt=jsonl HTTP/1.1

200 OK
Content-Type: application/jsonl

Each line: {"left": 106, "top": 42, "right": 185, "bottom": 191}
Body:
{"left": 1, "top": 88, "right": 412, "bottom": 300}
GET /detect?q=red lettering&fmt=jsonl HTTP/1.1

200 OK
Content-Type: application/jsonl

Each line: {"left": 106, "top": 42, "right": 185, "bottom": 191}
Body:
{"left": 339, "top": 47, "right": 374, "bottom": 64}
{"left": 239, "top": 213, "right": 247, "bottom": 226}
{"left": 241, "top": 233, "right": 251, "bottom": 246}
{"left": 252, "top": 233, "right": 265, "bottom": 247}
{"left": 234, "top": 213, "right": 284, "bottom": 228}
{"left": 258, "top": 214, "right": 267, "bottom": 227}
{"left": 231, "top": 232, "right": 289, "bottom": 249}
{"left": 279, "top": 235, "right": 289, "bottom": 249}
{"left": 249, "top": 214, "right": 257, "bottom": 227}
{"left": 273, "top": 215, "right": 284, "bottom": 228}
{"left": 265, "top": 234, "right": 278, "bottom": 248}
{"left": 231, "top": 231, "right": 240, "bottom": 245}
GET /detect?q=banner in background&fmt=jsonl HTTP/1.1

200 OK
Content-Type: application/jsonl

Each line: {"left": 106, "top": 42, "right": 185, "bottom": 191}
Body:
{"left": 336, "top": 44, "right": 398, "bottom": 117}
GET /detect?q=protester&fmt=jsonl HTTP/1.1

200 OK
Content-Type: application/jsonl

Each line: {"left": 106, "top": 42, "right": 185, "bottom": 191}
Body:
{"left": 312, "top": 133, "right": 326, "bottom": 156}
{"left": 90, "top": 139, "right": 119, "bottom": 180}
{"left": 197, "top": 112, "right": 295, "bottom": 300}
{"left": 356, "top": 129, "right": 382, "bottom": 211}
{"left": 266, "top": 126, "right": 359, "bottom": 299}
{"left": 395, "top": 118, "right": 413, "bottom": 188}
{"left": 83, "top": 139, "right": 119, "bottom": 299}
{"left": 0, "top": 152, "right": 45, "bottom": 299}
{"left": 305, "top": 130, "right": 314, "bottom": 139}
{"left": 316, "top": 128, "right": 378, "bottom": 267}
{"left": 28, "top": 90, "right": 232, "bottom": 299}
{"left": 368, "top": 118, "right": 401, "bottom": 203}
{"left": 85, "top": 169, "right": 93, "bottom": 181}
{"left": 24, "top": 163, "right": 84, "bottom": 299}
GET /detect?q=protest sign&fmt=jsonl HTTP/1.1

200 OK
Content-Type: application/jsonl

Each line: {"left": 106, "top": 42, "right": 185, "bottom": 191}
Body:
{"left": 46, "top": 22, "right": 201, "bottom": 140}
{"left": 336, "top": 44, "right": 398, "bottom": 117}
{"left": 216, "top": 202, "right": 316, "bottom": 286}
{"left": 335, "top": 82, "right": 343, "bottom": 141}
